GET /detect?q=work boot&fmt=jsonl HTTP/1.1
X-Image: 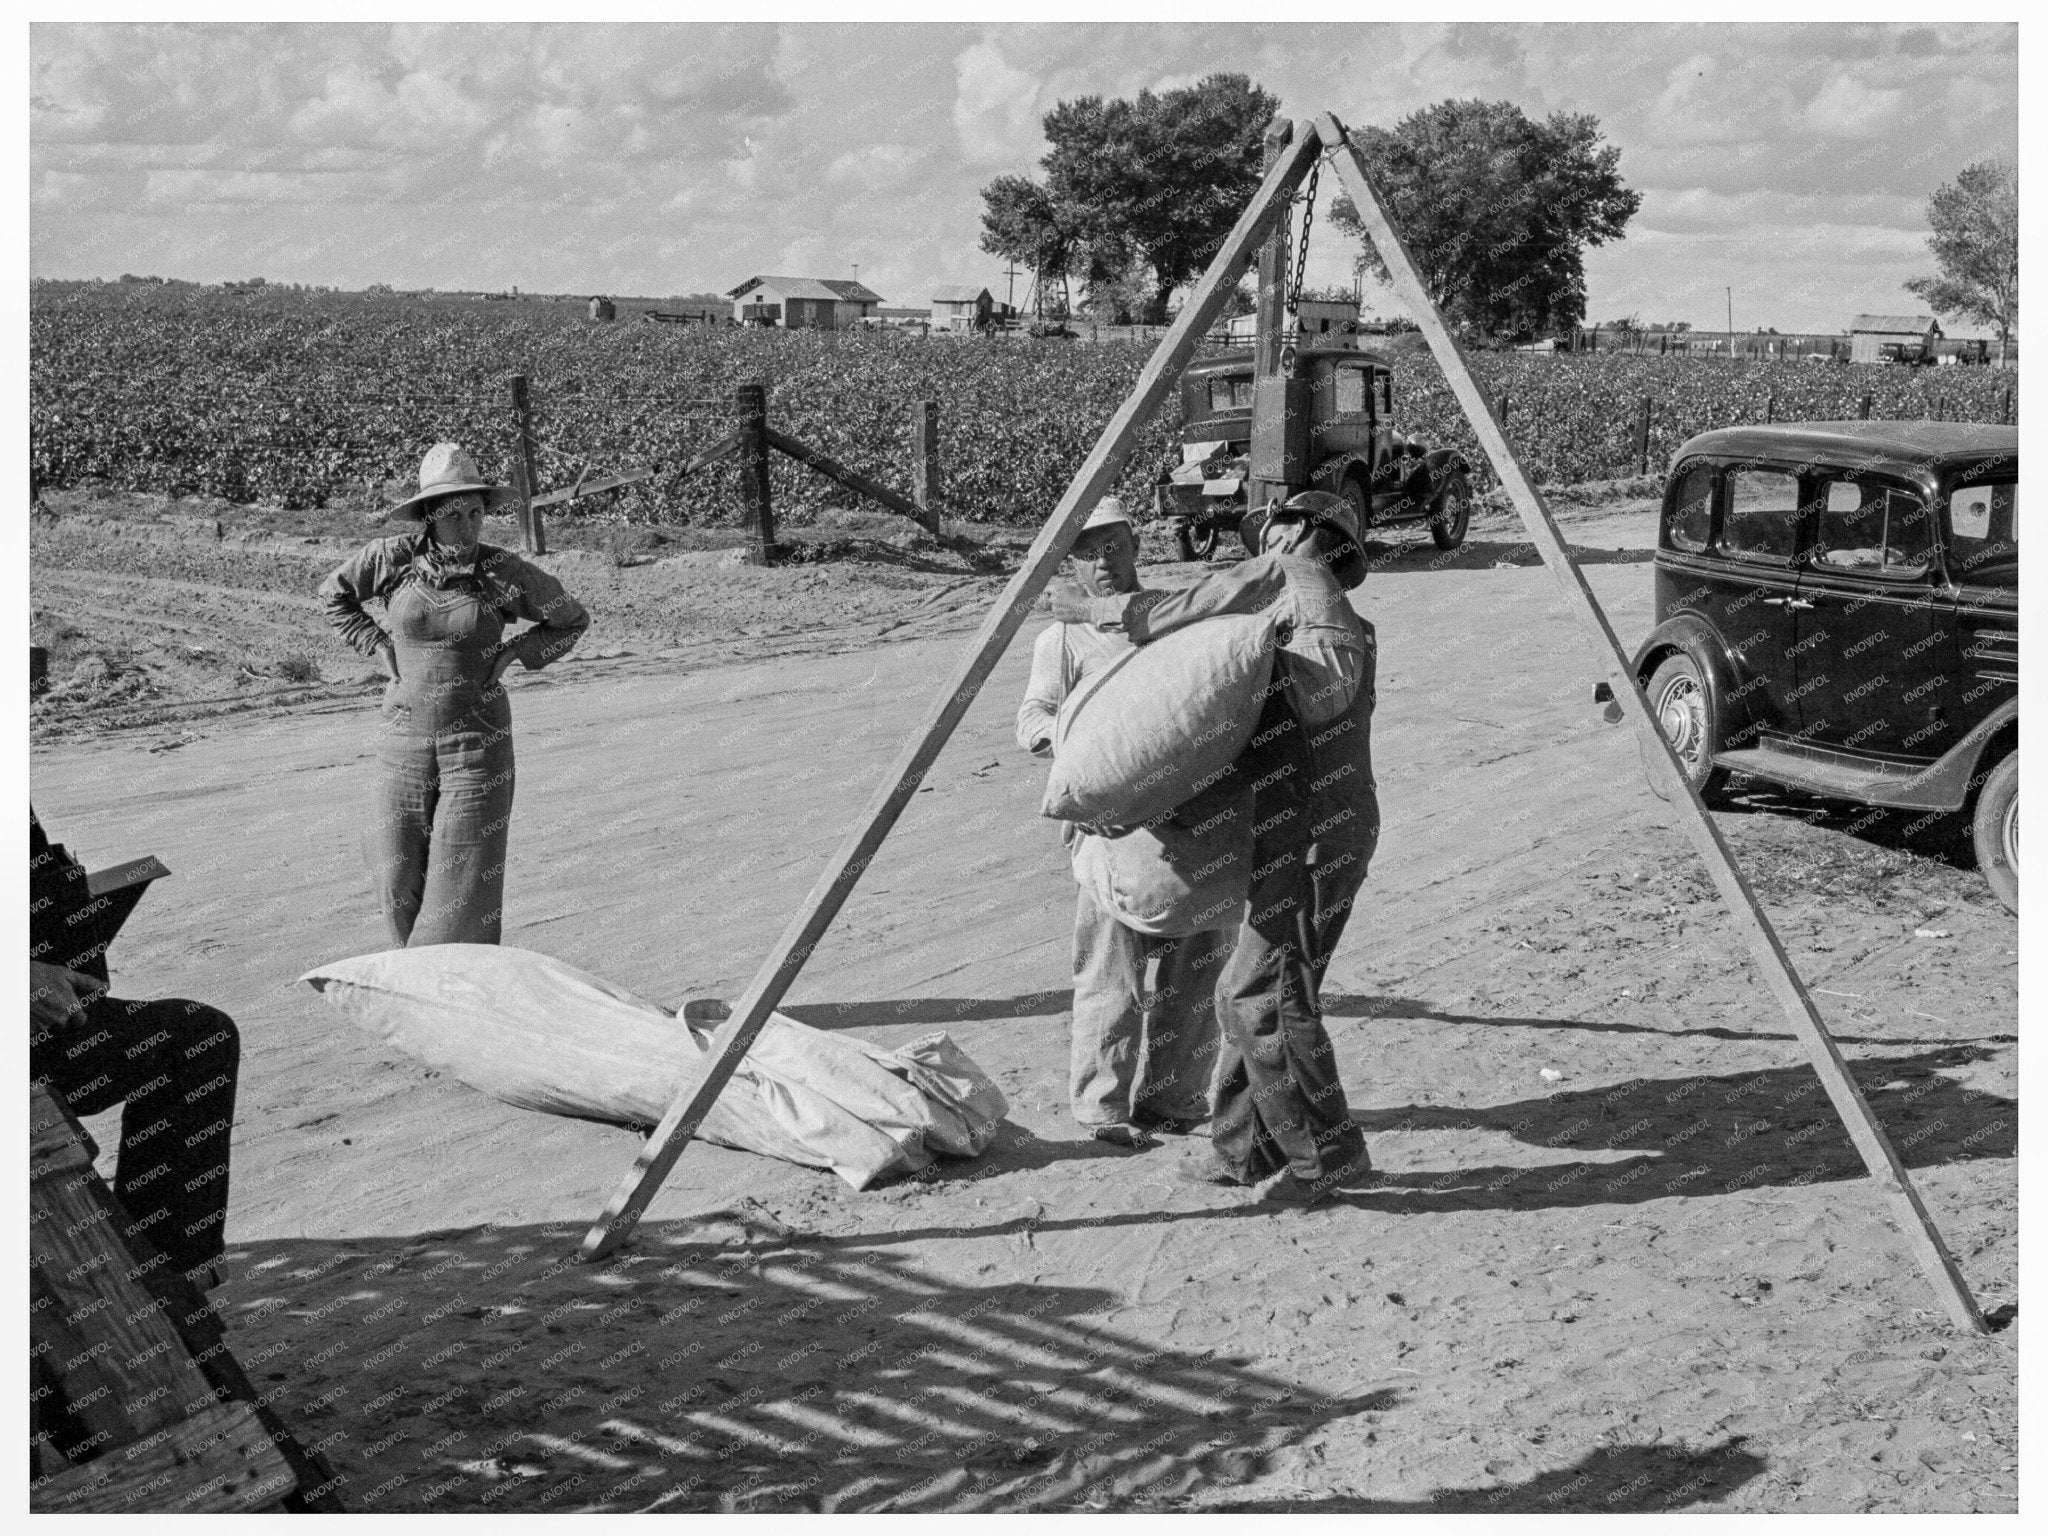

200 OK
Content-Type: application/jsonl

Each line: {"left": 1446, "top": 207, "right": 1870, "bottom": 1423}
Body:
{"left": 1262, "top": 1145, "right": 1373, "bottom": 1207}
{"left": 1088, "top": 1121, "right": 1156, "bottom": 1150}
{"left": 1173, "top": 1147, "right": 1253, "bottom": 1189}
{"left": 1131, "top": 1108, "right": 1207, "bottom": 1138}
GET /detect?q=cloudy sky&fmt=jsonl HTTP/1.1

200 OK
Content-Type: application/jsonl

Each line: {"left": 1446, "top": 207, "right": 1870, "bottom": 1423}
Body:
{"left": 29, "top": 21, "right": 2017, "bottom": 333}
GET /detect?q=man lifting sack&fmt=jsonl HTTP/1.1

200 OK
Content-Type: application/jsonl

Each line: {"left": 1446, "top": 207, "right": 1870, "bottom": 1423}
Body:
{"left": 1047, "top": 489, "right": 1378, "bottom": 1204}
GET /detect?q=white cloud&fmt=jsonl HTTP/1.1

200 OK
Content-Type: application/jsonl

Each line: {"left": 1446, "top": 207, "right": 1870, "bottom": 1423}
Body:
{"left": 1803, "top": 72, "right": 1908, "bottom": 139}
{"left": 952, "top": 41, "right": 1045, "bottom": 168}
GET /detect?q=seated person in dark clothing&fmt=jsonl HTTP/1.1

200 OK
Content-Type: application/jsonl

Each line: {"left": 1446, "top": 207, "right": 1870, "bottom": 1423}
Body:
{"left": 29, "top": 810, "right": 240, "bottom": 1288}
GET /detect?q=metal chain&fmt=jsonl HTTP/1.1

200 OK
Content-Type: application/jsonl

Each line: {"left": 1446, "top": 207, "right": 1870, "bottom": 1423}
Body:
{"left": 1286, "top": 159, "right": 1321, "bottom": 317}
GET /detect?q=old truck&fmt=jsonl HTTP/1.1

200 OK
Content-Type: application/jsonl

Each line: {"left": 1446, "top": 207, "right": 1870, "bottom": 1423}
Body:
{"left": 1154, "top": 343, "right": 1473, "bottom": 560}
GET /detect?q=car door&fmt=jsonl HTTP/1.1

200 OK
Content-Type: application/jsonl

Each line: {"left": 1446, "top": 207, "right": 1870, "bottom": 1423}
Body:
{"left": 1942, "top": 477, "right": 2019, "bottom": 735}
{"left": 1792, "top": 476, "right": 1954, "bottom": 758}
{"left": 1707, "top": 463, "right": 1809, "bottom": 742}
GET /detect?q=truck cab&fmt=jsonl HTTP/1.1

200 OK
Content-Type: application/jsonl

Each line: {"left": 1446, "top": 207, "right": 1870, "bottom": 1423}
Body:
{"left": 1156, "top": 345, "right": 1470, "bottom": 560}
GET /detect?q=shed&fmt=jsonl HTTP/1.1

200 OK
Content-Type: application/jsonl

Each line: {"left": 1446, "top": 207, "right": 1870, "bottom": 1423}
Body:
{"left": 1848, "top": 313, "right": 1942, "bottom": 365}
{"left": 818, "top": 279, "right": 886, "bottom": 326}
{"left": 727, "top": 276, "right": 885, "bottom": 330}
{"left": 931, "top": 286, "right": 994, "bottom": 332}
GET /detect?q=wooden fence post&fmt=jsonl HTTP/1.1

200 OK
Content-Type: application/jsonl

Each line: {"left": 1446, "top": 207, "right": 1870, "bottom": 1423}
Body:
{"left": 911, "top": 400, "right": 940, "bottom": 537}
{"left": 1765, "top": 393, "right": 1775, "bottom": 425}
{"left": 1637, "top": 396, "right": 1652, "bottom": 475}
{"left": 735, "top": 382, "right": 774, "bottom": 564}
{"left": 1860, "top": 392, "right": 1873, "bottom": 420}
{"left": 509, "top": 374, "right": 543, "bottom": 555}
{"left": 2003, "top": 386, "right": 2013, "bottom": 424}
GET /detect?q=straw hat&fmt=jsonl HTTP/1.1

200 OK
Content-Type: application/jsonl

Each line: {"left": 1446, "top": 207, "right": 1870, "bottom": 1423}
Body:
{"left": 384, "top": 443, "right": 518, "bottom": 523}
{"left": 1080, "top": 496, "right": 1130, "bottom": 532}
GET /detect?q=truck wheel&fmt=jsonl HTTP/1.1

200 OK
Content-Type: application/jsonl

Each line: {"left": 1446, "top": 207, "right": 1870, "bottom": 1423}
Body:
{"left": 1429, "top": 470, "right": 1471, "bottom": 550}
{"left": 1971, "top": 752, "right": 2018, "bottom": 913}
{"left": 1643, "top": 653, "right": 1731, "bottom": 802}
{"left": 1341, "top": 474, "right": 1372, "bottom": 535}
{"left": 1174, "top": 520, "right": 1218, "bottom": 561}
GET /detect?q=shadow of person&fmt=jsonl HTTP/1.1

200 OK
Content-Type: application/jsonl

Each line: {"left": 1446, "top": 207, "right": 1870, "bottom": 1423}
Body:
{"left": 1328, "top": 1043, "right": 2014, "bottom": 1215}
{"left": 216, "top": 1212, "right": 1396, "bottom": 1514}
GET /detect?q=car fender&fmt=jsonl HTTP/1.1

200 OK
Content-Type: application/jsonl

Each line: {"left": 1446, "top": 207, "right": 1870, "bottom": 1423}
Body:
{"left": 1630, "top": 612, "right": 1753, "bottom": 753}
{"left": 1906, "top": 698, "right": 2018, "bottom": 812}
{"left": 1419, "top": 448, "right": 1470, "bottom": 497}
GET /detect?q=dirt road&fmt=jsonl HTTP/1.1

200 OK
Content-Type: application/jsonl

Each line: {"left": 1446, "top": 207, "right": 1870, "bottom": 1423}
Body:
{"left": 31, "top": 510, "right": 2016, "bottom": 1512}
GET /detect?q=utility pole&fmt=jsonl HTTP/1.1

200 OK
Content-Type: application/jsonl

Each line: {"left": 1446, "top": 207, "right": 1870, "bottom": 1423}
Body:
{"left": 1004, "top": 259, "right": 1020, "bottom": 311}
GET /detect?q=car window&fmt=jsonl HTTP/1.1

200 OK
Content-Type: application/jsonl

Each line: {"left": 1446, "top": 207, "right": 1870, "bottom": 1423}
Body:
{"left": 1333, "top": 367, "right": 1366, "bottom": 416}
{"left": 1665, "top": 465, "right": 1713, "bottom": 553}
{"left": 1947, "top": 483, "right": 2019, "bottom": 589}
{"left": 1720, "top": 469, "right": 1800, "bottom": 562}
{"left": 1810, "top": 480, "right": 1932, "bottom": 577}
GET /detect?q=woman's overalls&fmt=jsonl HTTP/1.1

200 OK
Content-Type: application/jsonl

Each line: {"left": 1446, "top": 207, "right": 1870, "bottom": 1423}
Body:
{"left": 367, "top": 570, "right": 517, "bottom": 947}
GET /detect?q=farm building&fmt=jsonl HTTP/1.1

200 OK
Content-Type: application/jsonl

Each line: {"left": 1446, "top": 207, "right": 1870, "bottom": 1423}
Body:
{"left": 1223, "top": 296, "right": 1360, "bottom": 345}
{"left": 726, "top": 276, "right": 886, "bottom": 329}
{"left": 931, "top": 286, "right": 993, "bottom": 331}
{"left": 1849, "top": 313, "right": 1942, "bottom": 364}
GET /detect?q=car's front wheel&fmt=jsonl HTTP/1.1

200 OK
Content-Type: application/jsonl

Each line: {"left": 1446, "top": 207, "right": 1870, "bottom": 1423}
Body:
{"left": 1644, "top": 653, "right": 1730, "bottom": 800}
{"left": 1429, "top": 469, "right": 1471, "bottom": 550}
{"left": 1972, "top": 751, "right": 2018, "bottom": 912}
{"left": 1173, "top": 519, "right": 1218, "bottom": 562}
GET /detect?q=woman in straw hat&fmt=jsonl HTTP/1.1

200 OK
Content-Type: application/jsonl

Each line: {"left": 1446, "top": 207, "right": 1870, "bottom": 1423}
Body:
{"left": 321, "top": 443, "right": 590, "bottom": 947}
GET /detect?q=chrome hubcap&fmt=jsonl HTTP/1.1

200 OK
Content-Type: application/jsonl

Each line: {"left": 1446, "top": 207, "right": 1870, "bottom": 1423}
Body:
{"left": 1656, "top": 677, "right": 1704, "bottom": 763}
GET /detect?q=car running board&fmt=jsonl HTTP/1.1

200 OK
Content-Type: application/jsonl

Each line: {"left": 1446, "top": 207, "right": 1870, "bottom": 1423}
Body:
{"left": 1715, "top": 743, "right": 1955, "bottom": 812}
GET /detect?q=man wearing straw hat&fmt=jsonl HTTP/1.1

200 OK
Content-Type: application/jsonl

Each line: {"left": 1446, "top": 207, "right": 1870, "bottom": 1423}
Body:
{"left": 1019, "top": 497, "right": 1246, "bottom": 1148}
{"left": 321, "top": 443, "right": 590, "bottom": 947}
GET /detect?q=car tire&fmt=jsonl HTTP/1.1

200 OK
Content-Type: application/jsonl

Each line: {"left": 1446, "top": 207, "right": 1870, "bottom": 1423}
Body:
{"left": 1429, "top": 469, "right": 1471, "bottom": 550}
{"left": 1643, "top": 653, "right": 1731, "bottom": 801}
{"left": 1971, "top": 751, "right": 2018, "bottom": 913}
{"left": 1174, "top": 520, "right": 1218, "bottom": 562}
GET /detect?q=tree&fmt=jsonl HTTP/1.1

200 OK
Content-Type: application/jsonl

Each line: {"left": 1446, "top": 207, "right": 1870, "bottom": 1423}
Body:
{"left": 1906, "top": 158, "right": 2018, "bottom": 366}
{"left": 1326, "top": 99, "right": 1640, "bottom": 344}
{"left": 978, "top": 73, "right": 1280, "bottom": 325}
{"left": 978, "top": 174, "right": 1076, "bottom": 317}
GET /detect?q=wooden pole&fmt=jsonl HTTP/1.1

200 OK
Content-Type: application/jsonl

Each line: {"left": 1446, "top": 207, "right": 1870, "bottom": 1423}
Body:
{"left": 577, "top": 119, "right": 1325, "bottom": 1263}
{"left": 735, "top": 382, "right": 774, "bottom": 565}
{"left": 1247, "top": 118, "right": 1292, "bottom": 513}
{"left": 1637, "top": 396, "right": 1652, "bottom": 475}
{"left": 912, "top": 400, "right": 940, "bottom": 536}
{"left": 509, "top": 374, "right": 543, "bottom": 555}
{"left": 1766, "top": 393, "right": 1775, "bottom": 425}
{"left": 1861, "top": 392, "right": 1874, "bottom": 420}
{"left": 1315, "top": 110, "right": 1985, "bottom": 1336}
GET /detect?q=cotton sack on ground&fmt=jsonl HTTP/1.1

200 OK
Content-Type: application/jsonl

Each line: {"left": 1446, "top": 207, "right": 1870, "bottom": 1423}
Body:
{"left": 299, "top": 944, "right": 1006, "bottom": 1190}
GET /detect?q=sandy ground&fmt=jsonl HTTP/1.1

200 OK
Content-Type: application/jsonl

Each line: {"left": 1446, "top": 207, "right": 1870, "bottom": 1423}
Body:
{"left": 30, "top": 506, "right": 2016, "bottom": 1513}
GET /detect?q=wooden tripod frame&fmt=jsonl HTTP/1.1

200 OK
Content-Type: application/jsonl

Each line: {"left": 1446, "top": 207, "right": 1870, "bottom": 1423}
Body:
{"left": 579, "top": 114, "right": 1987, "bottom": 1337}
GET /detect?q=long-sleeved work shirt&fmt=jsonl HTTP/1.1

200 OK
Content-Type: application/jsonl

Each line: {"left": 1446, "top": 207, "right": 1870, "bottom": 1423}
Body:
{"left": 319, "top": 533, "right": 591, "bottom": 672}
{"left": 1081, "top": 553, "right": 1378, "bottom": 854}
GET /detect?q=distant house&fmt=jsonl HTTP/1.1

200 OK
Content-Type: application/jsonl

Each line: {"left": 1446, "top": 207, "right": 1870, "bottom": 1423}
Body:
{"left": 931, "top": 285, "right": 994, "bottom": 332}
{"left": 1221, "top": 296, "right": 1361, "bottom": 346}
{"left": 1849, "top": 313, "right": 1942, "bottom": 365}
{"left": 726, "top": 275, "right": 885, "bottom": 329}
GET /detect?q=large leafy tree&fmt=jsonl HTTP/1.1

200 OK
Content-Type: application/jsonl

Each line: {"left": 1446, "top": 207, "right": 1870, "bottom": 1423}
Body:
{"left": 977, "top": 174, "right": 1076, "bottom": 314}
{"left": 1906, "top": 158, "right": 2019, "bottom": 366}
{"left": 1327, "top": 99, "right": 1639, "bottom": 343}
{"left": 978, "top": 73, "right": 1280, "bottom": 325}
